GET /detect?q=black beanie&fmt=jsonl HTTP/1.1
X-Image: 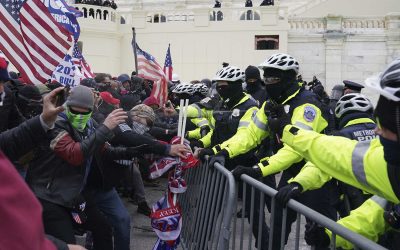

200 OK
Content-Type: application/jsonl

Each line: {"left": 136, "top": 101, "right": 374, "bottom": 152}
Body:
{"left": 375, "top": 96, "right": 400, "bottom": 135}
{"left": 18, "top": 85, "right": 42, "bottom": 101}
{"left": 245, "top": 66, "right": 261, "bottom": 81}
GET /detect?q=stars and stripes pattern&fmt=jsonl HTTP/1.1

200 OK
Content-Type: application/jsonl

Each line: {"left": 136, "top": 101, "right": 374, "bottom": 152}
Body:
{"left": 163, "top": 44, "right": 173, "bottom": 81}
{"left": 72, "top": 42, "right": 95, "bottom": 78}
{"left": 133, "top": 41, "right": 168, "bottom": 106}
{"left": 0, "top": 0, "right": 73, "bottom": 85}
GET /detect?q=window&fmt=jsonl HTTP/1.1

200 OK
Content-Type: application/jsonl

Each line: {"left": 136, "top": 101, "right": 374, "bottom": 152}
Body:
{"left": 255, "top": 35, "right": 279, "bottom": 50}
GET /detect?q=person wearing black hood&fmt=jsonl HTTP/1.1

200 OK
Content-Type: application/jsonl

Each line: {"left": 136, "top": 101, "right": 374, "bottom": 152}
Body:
{"left": 0, "top": 58, "right": 25, "bottom": 132}
{"left": 16, "top": 85, "right": 43, "bottom": 119}
{"left": 244, "top": 65, "right": 268, "bottom": 107}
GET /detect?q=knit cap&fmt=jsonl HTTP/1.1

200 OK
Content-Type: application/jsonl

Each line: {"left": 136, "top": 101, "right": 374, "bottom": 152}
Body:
{"left": 130, "top": 104, "right": 156, "bottom": 126}
{"left": 245, "top": 65, "right": 261, "bottom": 81}
{"left": 66, "top": 85, "right": 94, "bottom": 110}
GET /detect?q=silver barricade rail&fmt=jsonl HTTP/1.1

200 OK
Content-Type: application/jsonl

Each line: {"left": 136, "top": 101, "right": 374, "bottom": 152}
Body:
{"left": 179, "top": 160, "right": 237, "bottom": 250}
{"left": 235, "top": 174, "right": 388, "bottom": 250}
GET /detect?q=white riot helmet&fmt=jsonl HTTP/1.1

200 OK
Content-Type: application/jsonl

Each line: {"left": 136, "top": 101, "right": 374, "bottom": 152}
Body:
{"left": 335, "top": 93, "right": 373, "bottom": 118}
{"left": 172, "top": 83, "right": 195, "bottom": 95}
{"left": 258, "top": 53, "right": 299, "bottom": 74}
{"left": 193, "top": 83, "right": 209, "bottom": 96}
{"left": 212, "top": 66, "right": 245, "bottom": 82}
{"left": 365, "top": 58, "right": 400, "bottom": 102}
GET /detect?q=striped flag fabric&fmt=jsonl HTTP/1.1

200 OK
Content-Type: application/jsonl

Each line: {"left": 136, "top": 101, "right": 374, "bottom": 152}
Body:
{"left": 0, "top": 0, "right": 73, "bottom": 85}
{"left": 163, "top": 44, "right": 173, "bottom": 81}
{"left": 72, "top": 42, "right": 95, "bottom": 78}
{"left": 132, "top": 41, "right": 168, "bottom": 106}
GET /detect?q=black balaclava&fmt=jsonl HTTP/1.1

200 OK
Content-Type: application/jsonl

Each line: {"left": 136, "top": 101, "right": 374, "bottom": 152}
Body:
{"left": 217, "top": 80, "right": 244, "bottom": 108}
{"left": 375, "top": 96, "right": 400, "bottom": 165}
{"left": 245, "top": 65, "right": 263, "bottom": 93}
{"left": 263, "top": 68, "right": 299, "bottom": 104}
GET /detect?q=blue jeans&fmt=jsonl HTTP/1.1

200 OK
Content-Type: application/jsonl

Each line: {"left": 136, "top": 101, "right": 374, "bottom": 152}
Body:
{"left": 93, "top": 188, "right": 131, "bottom": 250}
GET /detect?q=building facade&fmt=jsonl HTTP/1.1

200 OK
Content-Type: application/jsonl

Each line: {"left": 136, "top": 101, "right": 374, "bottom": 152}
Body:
{"left": 75, "top": 0, "right": 400, "bottom": 100}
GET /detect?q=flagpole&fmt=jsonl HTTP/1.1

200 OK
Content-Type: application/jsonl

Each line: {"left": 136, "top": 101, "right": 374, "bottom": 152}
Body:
{"left": 132, "top": 27, "right": 138, "bottom": 73}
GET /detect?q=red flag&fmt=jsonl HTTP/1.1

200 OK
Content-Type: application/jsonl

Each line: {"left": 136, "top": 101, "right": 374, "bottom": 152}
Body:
{"left": 0, "top": 0, "right": 73, "bottom": 84}
{"left": 133, "top": 41, "right": 168, "bottom": 106}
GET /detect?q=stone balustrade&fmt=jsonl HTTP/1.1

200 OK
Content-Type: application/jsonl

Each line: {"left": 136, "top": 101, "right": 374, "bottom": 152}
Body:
{"left": 289, "top": 16, "right": 387, "bottom": 33}
{"left": 74, "top": 4, "right": 118, "bottom": 22}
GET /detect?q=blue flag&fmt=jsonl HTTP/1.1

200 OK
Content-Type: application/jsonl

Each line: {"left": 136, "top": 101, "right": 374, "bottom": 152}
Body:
{"left": 43, "top": 0, "right": 82, "bottom": 40}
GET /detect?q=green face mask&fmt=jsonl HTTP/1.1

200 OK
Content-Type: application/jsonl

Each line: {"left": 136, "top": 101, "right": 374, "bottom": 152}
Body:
{"left": 66, "top": 107, "right": 92, "bottom": 132}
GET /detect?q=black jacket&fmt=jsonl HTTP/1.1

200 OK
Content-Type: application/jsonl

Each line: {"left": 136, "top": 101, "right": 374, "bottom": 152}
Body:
{"left": 0, "top": 115, "right": 46, "bottom": 161}
{"left": 26, "top": 115, "right": 135, "bottom": 208}
{"left": 0, "top": 86, "right": 25, "bottom": 132}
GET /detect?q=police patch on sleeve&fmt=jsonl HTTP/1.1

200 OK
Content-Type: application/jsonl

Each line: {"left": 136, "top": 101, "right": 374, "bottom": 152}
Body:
{"left": 303, "top": 106, "right": 316, "bottom": 122}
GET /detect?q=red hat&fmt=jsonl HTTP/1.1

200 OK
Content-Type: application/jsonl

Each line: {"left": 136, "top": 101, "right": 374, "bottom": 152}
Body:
{"left": 0, "top": 57, "right": 10, "bottom": 82}
{"left": 100, "top": 91, "right": 120, "bottom": 105}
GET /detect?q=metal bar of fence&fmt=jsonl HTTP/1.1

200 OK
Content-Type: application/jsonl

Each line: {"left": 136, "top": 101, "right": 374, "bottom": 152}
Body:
{"left": 240, "top": 174, "right": 388, "bottom": 250}
{"left": 248, "top": 186, "right": 255, "bottom": 250}
{"left": 214, "top": 162, "right": 237, "bottom": 250}
{"left": 280, "top": 207, "right": 287, "bottom": 250}
{"left": 210, "top": 176, "right": 226, "bottom": 248}
{"left": 206, "top": 171, "right": 224, "bottom": 249}
{"left": 215, "top": 181, "right": 228, "bottom": 248}
{"left": 240, "top": 182, "right": 246, "bottom": 250}
{"left": 232, "top": 184, "right": 238, "bottom": 250}
{"left": 198, "top": 167, "right": 218, "bottom": 249}
{"left": 295, "top": 212, "right": 301, "bottom": 250}
{"left": 268, "top": 196, "right": 275, "bottom": 250}
{"left": 257, "top": 192, "right": 265, "bottom": 250}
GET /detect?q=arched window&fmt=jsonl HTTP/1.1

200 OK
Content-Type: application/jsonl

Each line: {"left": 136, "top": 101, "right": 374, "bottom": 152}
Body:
{"left": 255, "top": 35, "right": 279, "bottom": 50}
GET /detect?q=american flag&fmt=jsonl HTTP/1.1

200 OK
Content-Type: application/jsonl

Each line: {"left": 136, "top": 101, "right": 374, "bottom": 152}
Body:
{"left": 133, "top": 41, "right": 168, "bottom": 106}
{"left": 0, "top": 0, "right": 73, "bottom": 85}
{"left": 72, "top": 42, "right": 95, "bottom": 79}
{"left": 71, "top": 212, "right": 82, "bottom": 224}
{"left": 163, "top": 44, "right": 173, "bottom": 81}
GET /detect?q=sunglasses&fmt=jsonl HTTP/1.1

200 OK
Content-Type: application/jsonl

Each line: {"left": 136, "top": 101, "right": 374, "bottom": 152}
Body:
{"left": 263, "top": 76, "right": 281, "bottom": 85}
{"left": 69, "top": 107, "right": 92, "bottom": 115}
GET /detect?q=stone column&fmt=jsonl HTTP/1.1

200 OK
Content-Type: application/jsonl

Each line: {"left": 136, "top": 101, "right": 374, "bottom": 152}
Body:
{"left": 324, "top": 15, "right": 345, "bottom": 91}
{"left": 385, "top": 13, "right": 400, "bottom": 63}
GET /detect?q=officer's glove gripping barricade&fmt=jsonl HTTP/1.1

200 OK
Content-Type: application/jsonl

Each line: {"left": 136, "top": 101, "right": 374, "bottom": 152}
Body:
{"left": 200, "top": 126, "right": 211, "bottom": 138}
{"left": 275, "top": 182, "right": 303, "bottom": 206}
{"left": 304, "top": 222, "right": 330, "bottom": 248}
{"left": 208, "top": 149, "right": 228, "bottom": 168}
{"left": 198, "top": 148, "right": 214, "bottom": 161}
{"left": 190, "top": 140, "right": 204, "bottom": 151}
{"left": 384, "top": 204, "right": 400, "bottom": 229}
{"left": 231, "top": 165, "right": 262, "bottom": 181}
{"left": 264, "top": 101, "right": 291, "bottom": 137}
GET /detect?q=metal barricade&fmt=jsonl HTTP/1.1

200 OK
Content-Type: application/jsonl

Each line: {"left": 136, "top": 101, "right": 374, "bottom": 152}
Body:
{"left": 179, "top": 160, "right": 236, "bottom": 250}
{"left": 234, "top": 174, "right": 388, "bottom": 250}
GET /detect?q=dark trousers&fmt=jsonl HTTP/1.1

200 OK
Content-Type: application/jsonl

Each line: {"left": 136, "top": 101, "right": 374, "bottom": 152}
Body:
{"left": 40, "top": 198, "right": 113, "bottom": 250}
{"left": 271, "top": 170, "right": 337, "bottom": 250}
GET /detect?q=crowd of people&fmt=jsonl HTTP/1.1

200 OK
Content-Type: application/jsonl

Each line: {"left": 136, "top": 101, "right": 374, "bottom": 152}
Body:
{"left": 0, "top": 51, "right": 399, "bottom": 250}
{"left": 75, "top": 0, "right": 117, "bottom": 10}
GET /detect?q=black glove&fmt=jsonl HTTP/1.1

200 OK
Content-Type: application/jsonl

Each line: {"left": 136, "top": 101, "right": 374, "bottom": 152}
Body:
{"left": 264, "top": 101, "right": 291, "bottom": 137}
{"left": 200, "top": 126, "right": 211, "bottom": 137}
{"left": 190, "top": 140, "right": 204, "bottom": 151}
{"left": 231, "top": 165, "right": 263, "bottom": 181}
{"left": 208, "top": 149, "right": 228, "bottom": 168}
{"left": 198, "top": 148, "right": 214, "bottom": 161}
{"left": 275, "top": 182, "right": 303, "bottom": 206}
{"left": 304, "top": 222, "right": 330, "bottom": 248}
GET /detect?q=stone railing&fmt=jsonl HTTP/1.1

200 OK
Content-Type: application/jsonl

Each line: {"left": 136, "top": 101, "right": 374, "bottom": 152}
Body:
{"left": 74, "top": 4, "right": 118, "bottom": 22}
{"left": 289, "top": 18, "right": 326, "bottom": 32}
{"left": 145, "top": 11, "right": 195, "bottom": 23}
{"left": 289, "top": 16, "right": 387, "bottom": 33}
{"left": 342, "top": 17, "right": 386, "bottom": 32}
